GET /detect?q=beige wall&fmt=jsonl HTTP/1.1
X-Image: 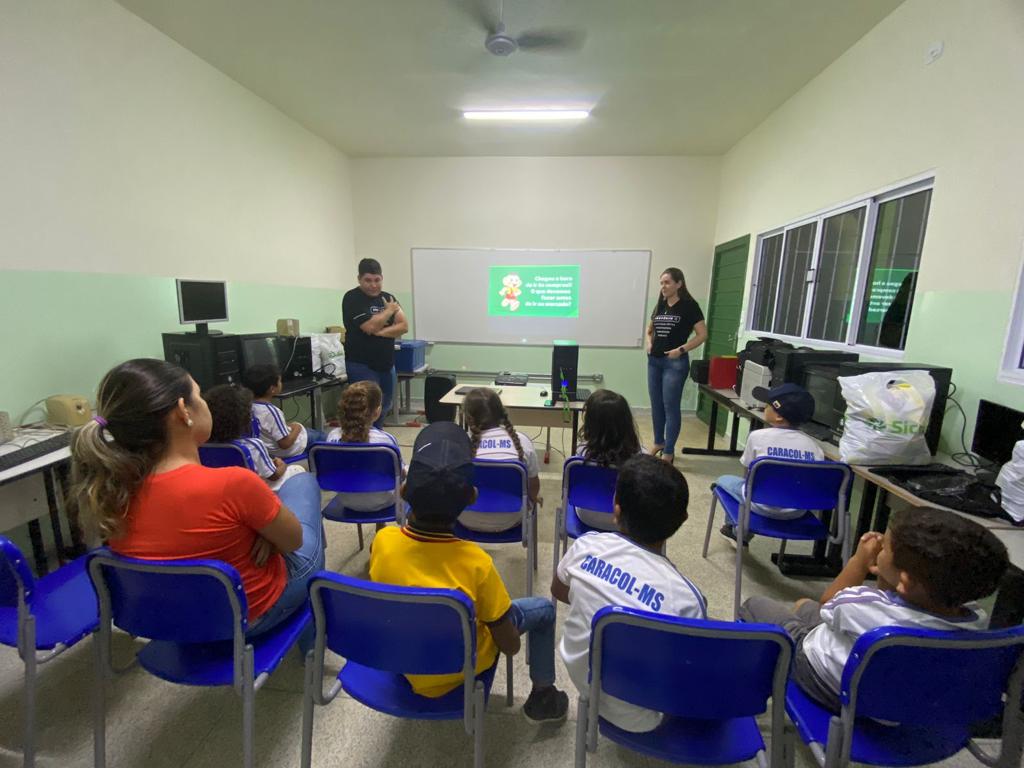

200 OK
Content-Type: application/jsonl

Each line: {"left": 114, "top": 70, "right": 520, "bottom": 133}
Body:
{"left": 714, "top": 0, "right": 1024, "bottom": 443}
{"left": 351, "top": 156, "right": 721, "bottom": 404}
{"left": 0, "top": 0, "right": 356, "bottom": 288}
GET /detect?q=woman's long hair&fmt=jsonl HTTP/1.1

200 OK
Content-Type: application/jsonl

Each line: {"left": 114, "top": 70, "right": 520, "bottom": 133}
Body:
{"left": 463, "top": 388, "right": 525, "bottom": 463}
{"left": 578, "top": 389, "right": 641, "bottom": 466}
{"left": 653, "top": 267, "right": 693, "bottom": 317}
{"left": 338, "top": 380, "right": 382, "bottom": 443}
{"left": 70, "top": 358, "right": 194, "bottom": 540}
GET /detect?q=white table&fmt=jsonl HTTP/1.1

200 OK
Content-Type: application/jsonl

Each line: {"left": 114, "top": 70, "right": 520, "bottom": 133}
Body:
{"left": 0, "top": 428, "right": 79, "bottom": 574}
{"left": 440, "top": 383, "right": 587, "bottom": 458}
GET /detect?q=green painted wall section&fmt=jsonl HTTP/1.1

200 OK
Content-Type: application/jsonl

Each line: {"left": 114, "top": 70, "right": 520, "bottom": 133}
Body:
{"left": 392, "top": 290, "right": 709, "bottom": 411}
{"left": 0, "top": 270, "right": 344, "bottom": 422}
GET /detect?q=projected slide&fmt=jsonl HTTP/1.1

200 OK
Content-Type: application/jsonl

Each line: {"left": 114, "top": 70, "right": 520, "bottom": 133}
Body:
{"left": 488, "top": 265, "right": 580, "bottom": 318}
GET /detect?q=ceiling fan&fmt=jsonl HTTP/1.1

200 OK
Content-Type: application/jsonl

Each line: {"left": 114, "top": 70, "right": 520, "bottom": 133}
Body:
{"left": 456, "top": 0, "right": 586, "bottom": 57}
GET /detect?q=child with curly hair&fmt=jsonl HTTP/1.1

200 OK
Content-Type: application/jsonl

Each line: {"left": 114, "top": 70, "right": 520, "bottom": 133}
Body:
{"left": 460, "top": 387, "right": 540, "bottom": 533}
{"left": 325, "top": 381, "right": 404, "bottom": 512}
{"left": 205, "top": 383, "right": 306, "bottom": 490}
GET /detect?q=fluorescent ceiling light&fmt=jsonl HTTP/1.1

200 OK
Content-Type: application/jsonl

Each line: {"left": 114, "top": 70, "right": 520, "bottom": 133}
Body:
{"left": 463, "top": 109, "right": 590, "bottom": 121}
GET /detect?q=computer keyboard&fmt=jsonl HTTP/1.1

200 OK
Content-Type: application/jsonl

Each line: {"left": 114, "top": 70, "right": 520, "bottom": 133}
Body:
{"left": 0, "top": 432, "right": 73, "bottom": 472}
{"left": 494, "top": 374, "right": 529, "bottom": 386}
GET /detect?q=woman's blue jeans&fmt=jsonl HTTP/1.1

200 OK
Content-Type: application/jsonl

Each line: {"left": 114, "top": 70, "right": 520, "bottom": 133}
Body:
{"left": 647, "top": 354, "right": 690, "bottom": 455}
{"left": 247, "top": 472, "right": 325, "bottom": 651}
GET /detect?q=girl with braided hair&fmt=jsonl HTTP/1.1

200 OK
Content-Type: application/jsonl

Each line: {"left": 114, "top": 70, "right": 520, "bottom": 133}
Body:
{"left": 326, "top": 381, "right": 405, "bottom": 512}
{"left": 460, "top": 387, "right": 541, "bottom": 532}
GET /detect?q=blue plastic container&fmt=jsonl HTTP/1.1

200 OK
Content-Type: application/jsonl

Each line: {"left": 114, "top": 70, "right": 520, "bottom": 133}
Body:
{"left": 395, "top": 340, "right": 428, "bottom": 373}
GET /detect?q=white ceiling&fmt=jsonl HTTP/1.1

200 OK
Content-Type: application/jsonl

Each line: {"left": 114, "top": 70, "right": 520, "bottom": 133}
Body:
{"left": 116, "top": 0, "right": 904, "bottom": 157}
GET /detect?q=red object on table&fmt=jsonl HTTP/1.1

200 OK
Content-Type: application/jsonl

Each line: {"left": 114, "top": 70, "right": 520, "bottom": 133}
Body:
{"left": 708, "top": 355, "right": 739, "bottom": 389}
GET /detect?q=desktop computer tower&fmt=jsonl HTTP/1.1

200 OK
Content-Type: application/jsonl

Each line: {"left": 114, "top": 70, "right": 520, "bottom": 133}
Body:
{"left": 424, "top": 374, "right": 457, "bottom": 423}
{"left": 836, "top": 361, "right": 953, "bottom": 454}
{"left": 770, "top": 348, "right": 859, "bottom": 388}
{"left": 162, "top": 333, "right": 242, "bottom": 392}
{"left": 551, "top": 342, "right": 579, "bottom": 400}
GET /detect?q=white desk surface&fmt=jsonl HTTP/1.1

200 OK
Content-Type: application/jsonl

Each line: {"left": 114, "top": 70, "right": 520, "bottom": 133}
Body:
{"left": 0, "top": 427, "right": 72, "bottom": 485}
{"left": 440, "top": 383, "right": 586, "bottom": 411}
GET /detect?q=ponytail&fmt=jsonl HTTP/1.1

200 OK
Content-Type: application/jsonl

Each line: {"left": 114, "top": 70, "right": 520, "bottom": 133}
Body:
{"left": 70, "top": 359, "right": 193, "bottom": 540}
{"left": 463, "top": 388, "right": 524, "bottom": 461}
{"left": 338, "top": 381, "right": 382, "bottom": 443}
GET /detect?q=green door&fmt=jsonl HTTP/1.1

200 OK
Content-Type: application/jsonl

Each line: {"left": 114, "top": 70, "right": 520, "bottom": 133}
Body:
{"left": 697, "top": 235, "right": 750, "bottom": 432}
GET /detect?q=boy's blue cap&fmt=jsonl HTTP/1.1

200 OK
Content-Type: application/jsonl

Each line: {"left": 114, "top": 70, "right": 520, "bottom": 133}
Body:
{"left": 405, "top": 422, "right": 475, "bottom": 516}
{"left": 751, "top": 382, "right": 815, "bottom": 425}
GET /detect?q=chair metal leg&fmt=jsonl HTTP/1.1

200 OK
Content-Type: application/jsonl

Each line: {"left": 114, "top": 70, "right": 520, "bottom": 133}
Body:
{"left": 783, "top": 723, "right": 797, "bottom": 768}
{"left": 552, "top": 507, "right": 563, "bottom": 574}
{"left": 92, "top": 632, "right": 107, "bottom": 768}
{"left": 734, "top": 519, "right": 745, "bottom": 621}
{"left": 823, "top": 717, "right": 844, "bottom": 768}
{"left": 526, "top": 516, "right": 535, "bottom": 597}
{"left": 574, "top": 695, "right": 589, "bottom": 768}
{"left": 505, "top": 653, "right": 514, "bottom": 707}
{"left": 357, "top": 523, "right": 364, "bottom": 551}
{"left": 301, "top": 651, "right": 316, "bottom": 768}
{"left": 532, "top": 512, "right": 538, "bottom": 573}
{"left": 473, "top": 682, "right": 485, "bottom": 768}
{"left": 22, "top": 616, "right": 37, "bottom": 768}
{"left": 702, "top": 494, "right": 717, "bottom": 558}
{"left": 242, "top": 647, "right": 256, "bottom": 768}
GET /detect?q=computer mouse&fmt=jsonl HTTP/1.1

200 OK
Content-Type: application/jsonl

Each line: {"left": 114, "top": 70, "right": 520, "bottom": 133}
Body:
{"left": 540, "top": 390, "right": 548, "bottom": 397}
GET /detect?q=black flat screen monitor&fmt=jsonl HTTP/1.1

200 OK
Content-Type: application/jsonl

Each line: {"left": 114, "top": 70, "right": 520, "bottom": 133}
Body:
{"left": 238, "top": 334, "right": 314, "bottom": 382}
{"left": 177, "top": 280, "right": 228, "bottom": 326}
{"left": 802, "top": 365, "right": 842, "bottom": 430}
{"left": 972, "top": 400, "right": 1024, "bottom": 467}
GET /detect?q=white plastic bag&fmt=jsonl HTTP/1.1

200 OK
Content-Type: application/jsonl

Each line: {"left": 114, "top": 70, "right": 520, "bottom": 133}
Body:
{"left": 310, "top": 332, "right": 345, "bottom": 378}
{"left": 838, "top": 370, "right": 935, "bottom": 465}
{"left": 996, "top": 440, "right": 1024, "bottom": 523}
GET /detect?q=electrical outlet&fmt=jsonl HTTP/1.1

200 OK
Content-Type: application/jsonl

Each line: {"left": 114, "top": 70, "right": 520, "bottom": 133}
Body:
{"left": 0, "top": 411, "right": 13, "bottom": 444}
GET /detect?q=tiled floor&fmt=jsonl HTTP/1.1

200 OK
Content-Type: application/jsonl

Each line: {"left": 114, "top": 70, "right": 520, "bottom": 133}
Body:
{"left": 0, "top": 413, "right": 1002, "bottom": 766}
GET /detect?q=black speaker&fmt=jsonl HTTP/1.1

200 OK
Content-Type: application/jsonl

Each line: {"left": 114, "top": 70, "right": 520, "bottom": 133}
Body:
{"left": 424, "top": 374, "right": 457, "bottom": 423}
{"left": 551, "top": 342, "right": 579, "bottom": 399}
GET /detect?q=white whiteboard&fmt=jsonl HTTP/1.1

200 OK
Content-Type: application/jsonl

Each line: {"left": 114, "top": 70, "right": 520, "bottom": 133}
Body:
{"left": 411, "top": 248, "right": 652, "bottom": 348}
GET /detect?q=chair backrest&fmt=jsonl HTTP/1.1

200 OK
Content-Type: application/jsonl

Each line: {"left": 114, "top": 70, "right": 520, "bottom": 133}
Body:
{"left": 86, "top": 548, "right": 247, "bottom": 644}
{"left": 842, "top": 625, "right": 1024, "bottom": 726}
{"left": 745, "top": 457, "right": 852, "bottom": 511}
{"left": 562, "top": 457, "right": 618, "bottom": 515}
{"left": 309, "top": 571, "right": 477, "bottom": 719}
{"left": 0, "top": 536, "right": 33, "bottom": 609}
{"left": 465, "top": 459, "right": 527, "bottom": 514}
{"left": 198, "top": 442, "right": 254, "bottom": 470}
{"left": 590, "top": 606, "right": 792, "bottom": 719}
{"left": 308, "top": 443, "right": 402, "bottom": 493}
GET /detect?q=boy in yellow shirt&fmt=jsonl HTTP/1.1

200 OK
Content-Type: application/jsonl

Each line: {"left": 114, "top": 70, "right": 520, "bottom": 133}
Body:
{"left": 369, "top": 422, "right": 568, "bottom": 723}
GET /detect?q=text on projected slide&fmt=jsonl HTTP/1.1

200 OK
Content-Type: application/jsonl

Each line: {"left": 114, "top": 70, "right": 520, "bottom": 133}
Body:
{"left": 488, "top": 265, "right": 580, "bottom": 318}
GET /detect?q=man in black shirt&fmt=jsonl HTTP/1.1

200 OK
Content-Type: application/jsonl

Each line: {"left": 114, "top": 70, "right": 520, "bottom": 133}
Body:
{"left": 342, "top": 258, "right": 408, "bottom": 427}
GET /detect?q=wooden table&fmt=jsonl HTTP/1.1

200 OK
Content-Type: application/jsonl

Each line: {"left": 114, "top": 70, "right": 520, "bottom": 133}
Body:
{"left": 440, "top": 383, "right": 586, "bottom": 457}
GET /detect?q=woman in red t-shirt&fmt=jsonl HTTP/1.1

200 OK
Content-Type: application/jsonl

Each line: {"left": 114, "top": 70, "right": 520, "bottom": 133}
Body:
{"left": 70, "top": 358, "right": 325, "bottom": 642}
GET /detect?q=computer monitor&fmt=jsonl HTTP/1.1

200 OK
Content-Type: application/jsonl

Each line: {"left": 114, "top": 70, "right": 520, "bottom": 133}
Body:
{"left": 238, "top": 333, "right": 314, "bottom": 383}
{"left": 177, "top": 279, "right": 228, "bottom": 335}
{"left": 972, "top": 399, "right": 1024, "bottom": 468}
{"left": 801, "top": 364, "right": 843, "bottom": 431}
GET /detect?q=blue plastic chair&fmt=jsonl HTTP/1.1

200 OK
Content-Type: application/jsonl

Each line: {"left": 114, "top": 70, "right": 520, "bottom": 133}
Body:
{"left": 785, "top": 625, "right": 1024, "bottom": 768}
{"left": 249, "top": 418, "right": 309, "bottom": 465}
{"left": 702, "top": 457, "right": 853, "bottom": 618}
{"left": 0, "top": 536, "right": 98, "bottom": 767}
{"left": 453, "top": 459, "right": 537, "bottom": 596}
{"left": 300, "top": 572, "right": 509, "bottom": 768}
{"left": 198, "top": 441, "right": 255, "bottom": 470}
{"left": 576, "top": 606, "right": 792, "bottom": 767}
{"left": 308, "top": 442, "right": 403, "bottom": 551}
{"left": 552, "top": 458, "right": 619, "bottom": 572}
{"left": 87, "top": 548, "right": 311, "bottom": 768}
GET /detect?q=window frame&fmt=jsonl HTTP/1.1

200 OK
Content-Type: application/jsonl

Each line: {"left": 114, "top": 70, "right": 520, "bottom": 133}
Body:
{"left": 998, "top": 242, "right": 1024, "bottom": 386}
{"left": 745, "top": 174, "right": 935, "bottom": 358}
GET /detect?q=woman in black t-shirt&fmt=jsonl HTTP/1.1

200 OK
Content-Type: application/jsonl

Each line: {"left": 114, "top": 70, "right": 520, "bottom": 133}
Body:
{"left": 646, "top": 268, "right": 707, "bottom": 464}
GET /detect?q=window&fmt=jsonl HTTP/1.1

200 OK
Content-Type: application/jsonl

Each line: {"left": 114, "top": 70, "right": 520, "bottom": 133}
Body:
{"left": 748, "top": 179, "right": 933, "bottom": 353}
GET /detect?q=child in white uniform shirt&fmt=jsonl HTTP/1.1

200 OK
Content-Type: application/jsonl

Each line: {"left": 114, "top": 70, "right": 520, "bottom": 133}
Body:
{"left": 573, "top": 389, "right": 644, "bottom": 530}
{"left": 325, "top": 380, "right": 404, "bottom": 513}
{"left": 460, "top": 388, "right": 540, "bottom": 533}
{"left": 553, "top": 454, "right": 706, "bottom": 733}
{"left": 716, "top": 382, "right": 824, "bottom": 541}
{"left": 741, "top": 507, "right": 1008, "bottom": 712}
{"left": 244, "top": 364, "right": 327, "bottom": 458}
{"left": 204, "top": 383, "right": 306, "bottom": 491}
